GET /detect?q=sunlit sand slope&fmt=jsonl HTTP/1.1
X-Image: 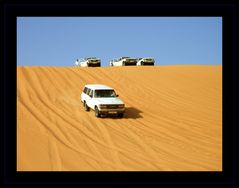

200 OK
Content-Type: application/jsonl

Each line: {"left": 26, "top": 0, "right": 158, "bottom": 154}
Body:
{"left": 17, "top": 65, "right": 222, "bottom": 171}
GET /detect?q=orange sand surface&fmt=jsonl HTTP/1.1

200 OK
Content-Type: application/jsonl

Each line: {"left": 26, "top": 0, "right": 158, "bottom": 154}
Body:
{"left": 17, "top": 65, "right": 222, "bottom": 171}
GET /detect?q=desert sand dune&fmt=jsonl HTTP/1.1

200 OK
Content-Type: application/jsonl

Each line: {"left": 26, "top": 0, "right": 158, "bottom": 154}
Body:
{"left": 17, "top": 65, "right": 222, "bottom": 171}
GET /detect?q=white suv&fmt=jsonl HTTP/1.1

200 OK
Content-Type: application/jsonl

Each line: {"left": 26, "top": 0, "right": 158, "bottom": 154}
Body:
{"left": 111, "top": 57, "right": 137, "bottom": 66}
{"left": 75, "top": 57, "right": 101, "bottom": 67}
{"left": 81, "top": 84, "right": 125, "bottom": 118}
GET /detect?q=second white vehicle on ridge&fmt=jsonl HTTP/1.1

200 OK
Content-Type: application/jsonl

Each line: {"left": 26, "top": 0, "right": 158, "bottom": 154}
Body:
{"left": 110, "top": 57, "right": 137, "bottom": 66}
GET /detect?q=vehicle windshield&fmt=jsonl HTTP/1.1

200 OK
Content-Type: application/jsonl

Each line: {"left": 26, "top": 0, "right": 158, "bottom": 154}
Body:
{"left": 86, "top": 57, "right": 97, "bottom": 60}
{"left": 94, "top": 90, "right": 117, "bottom": 98}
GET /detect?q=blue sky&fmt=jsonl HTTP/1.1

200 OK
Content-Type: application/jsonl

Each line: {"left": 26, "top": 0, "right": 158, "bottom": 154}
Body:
{"left": 17, "top": 17, "right": 222, "bottom": 66}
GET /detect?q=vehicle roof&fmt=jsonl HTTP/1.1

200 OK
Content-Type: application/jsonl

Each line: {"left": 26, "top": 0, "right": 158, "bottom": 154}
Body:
{"left": 142, "top": 57, "right": 154, "bottom": 59}
{"left": 84, "top": 84, "right": 114, "bottom": 90}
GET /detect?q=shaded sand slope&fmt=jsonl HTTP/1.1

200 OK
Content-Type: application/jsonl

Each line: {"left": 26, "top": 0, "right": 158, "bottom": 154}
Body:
{"left": 17, "top": 65, "right": 222, "bottom": 171}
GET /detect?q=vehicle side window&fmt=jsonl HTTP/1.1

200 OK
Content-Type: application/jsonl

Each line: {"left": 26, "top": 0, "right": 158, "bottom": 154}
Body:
{"left": 83, "top": 87, "right": 88, "bottom": 94}
{"left": 86, "top": 88, "right": 91, "bottom": 95}
{"left": 94, "top": 90, "right": 99, "bottom": 98}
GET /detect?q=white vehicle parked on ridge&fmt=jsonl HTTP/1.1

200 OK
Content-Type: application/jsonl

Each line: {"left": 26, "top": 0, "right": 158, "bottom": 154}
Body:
{"left": 75, "top": 57, "right": 101, "bottom": 67}
{"left": 136, "top": 57, "right": 155, "bottom": 66}
{"left": 81, "top": 84, "right": 125, "bottom": 118}
{"left": 110, "top": 57, "right": 137, "bottom": 66}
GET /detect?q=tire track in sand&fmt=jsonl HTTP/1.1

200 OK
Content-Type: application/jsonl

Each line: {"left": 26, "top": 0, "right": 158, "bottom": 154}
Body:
{"left": 120, "top": 121, "right": 164, "bottom": 170}
{"left": 20, "top": 99, "right": 125, "bottom": 169}
{"left": 91, "top": 119, "right": 129, "bottom": 170}
{"left": 48, "top": 138, "right": 62, "bottom": 171}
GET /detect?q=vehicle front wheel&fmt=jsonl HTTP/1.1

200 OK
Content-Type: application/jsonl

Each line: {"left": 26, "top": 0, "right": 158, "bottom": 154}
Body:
{"left": 84, "top": 101, "right": 90, "bottom": 111}
{"left": 95, "top": 106, "right": 100, "bottom": 118}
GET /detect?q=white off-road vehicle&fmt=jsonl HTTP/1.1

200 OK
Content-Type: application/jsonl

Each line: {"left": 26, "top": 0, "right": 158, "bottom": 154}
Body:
{"left": 136, "top": 57, "right": 155, "bottom": 66}
{"left": 81, "top": 84, "right": 125, "bottom": 118}
{"left": 75, "top": 57, "right": 101, "bottom": 67}
{"left": 111, "top": 57, "right": 137, "bottom": 66}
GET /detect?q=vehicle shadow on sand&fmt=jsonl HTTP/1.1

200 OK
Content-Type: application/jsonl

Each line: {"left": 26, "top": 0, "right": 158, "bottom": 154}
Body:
{"left": 102, "top": 107, "right": 143, "bottom": 119}
{"left": 123, "top": 107, "right": 143, "bottom": 119}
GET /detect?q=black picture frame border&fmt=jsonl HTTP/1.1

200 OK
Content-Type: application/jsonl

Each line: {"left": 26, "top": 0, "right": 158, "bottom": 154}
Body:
{"left": 3, "top": 1, "right": 237, "bottom": 186}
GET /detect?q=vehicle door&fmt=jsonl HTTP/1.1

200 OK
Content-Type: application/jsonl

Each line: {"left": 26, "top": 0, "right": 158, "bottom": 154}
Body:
{"left": 115, "top": 58, "right": 121, "bottom": 66}
{"left": 87, "top": 89, "right": 94, "bottom": 109}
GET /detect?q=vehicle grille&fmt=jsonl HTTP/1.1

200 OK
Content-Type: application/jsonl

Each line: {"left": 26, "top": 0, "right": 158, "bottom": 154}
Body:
{"left": 106, "top": 105, "right": 119, "bottom": 109}
{"left": 143, "top": 62, "right": 154, "bottom": 65}
{"left": 88, "top": 63, "right": 101, "bottom": 67}
{"left": 125, "top": 62, "right": 137, "bottom": 66}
